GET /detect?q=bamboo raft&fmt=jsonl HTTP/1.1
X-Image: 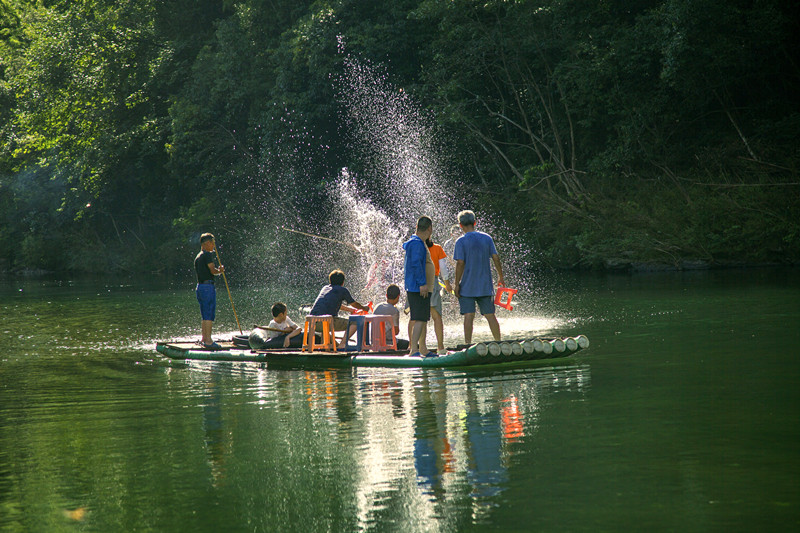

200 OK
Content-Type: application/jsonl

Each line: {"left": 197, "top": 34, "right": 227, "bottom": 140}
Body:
{"left": 155, "top": 335, "right": 589, "bottom": 369}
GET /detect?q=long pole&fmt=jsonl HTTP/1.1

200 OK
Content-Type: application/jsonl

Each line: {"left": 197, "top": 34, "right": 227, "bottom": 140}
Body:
{"left": 214, "top": 243, "right": 242, "bottom": 334}
{"left": 280, "top": 226, "right": 362, "bottom": 254}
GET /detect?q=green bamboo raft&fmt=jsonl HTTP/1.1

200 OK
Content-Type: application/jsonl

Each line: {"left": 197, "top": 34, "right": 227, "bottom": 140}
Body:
{"left": 155, "top": 335, "right": 589, "bottom": 369}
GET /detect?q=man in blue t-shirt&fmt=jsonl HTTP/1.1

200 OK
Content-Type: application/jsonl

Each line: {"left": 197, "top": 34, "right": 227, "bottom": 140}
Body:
{"left": 453, "top": 210, "right": 505, "bottom": 344}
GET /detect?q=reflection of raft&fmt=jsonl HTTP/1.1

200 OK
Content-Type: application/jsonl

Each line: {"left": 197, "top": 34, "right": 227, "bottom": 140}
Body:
{"left": 155, "top": 335, "right": 589, "bottom": 369}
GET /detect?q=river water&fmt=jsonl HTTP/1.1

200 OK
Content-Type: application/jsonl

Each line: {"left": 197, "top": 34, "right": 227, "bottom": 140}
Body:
{"left": 1, "top": 268, "right": 798, "bottom": 531}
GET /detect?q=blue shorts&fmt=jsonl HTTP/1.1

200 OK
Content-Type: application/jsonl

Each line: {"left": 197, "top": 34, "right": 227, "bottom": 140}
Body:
{"left": 196, "top": 283, "right": 216, "bottom": 321}
{"left": 458, "top": 295, "right": 495, "bottom": 315}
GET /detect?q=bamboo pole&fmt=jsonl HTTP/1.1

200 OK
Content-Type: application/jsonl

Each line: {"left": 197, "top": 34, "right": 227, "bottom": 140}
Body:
{"left": 214, "top": 244, "right": 242, "bottom": 334}
{"left": 280, "top": 226, "right": 362, "bottom": 254}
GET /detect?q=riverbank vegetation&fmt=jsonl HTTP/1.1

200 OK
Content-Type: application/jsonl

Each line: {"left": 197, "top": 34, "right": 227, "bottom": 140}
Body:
{"left": 1, "top": 0, "right": 798, "bottom": 273}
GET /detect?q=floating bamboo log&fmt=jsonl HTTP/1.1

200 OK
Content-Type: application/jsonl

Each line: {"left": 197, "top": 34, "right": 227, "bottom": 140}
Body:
{"left": 521, "top": 340, "right": 534, "bottom": 354}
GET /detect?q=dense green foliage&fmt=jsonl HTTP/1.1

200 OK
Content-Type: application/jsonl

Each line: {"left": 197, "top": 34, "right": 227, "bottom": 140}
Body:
{"left": 1, "top": 0, "right": 798, "bottom": 273}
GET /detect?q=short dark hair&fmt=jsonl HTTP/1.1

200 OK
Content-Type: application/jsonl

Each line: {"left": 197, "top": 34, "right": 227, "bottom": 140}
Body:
{"left": 458, "top": 210, "right": 476, "bottom": 226}
{"left": 200, "top": 233, "right": 215, "bottom": 244}
{"left": 271, "top": 302, "right": 287, "bottom": 317}
{"left": 386, "top": 284, "right": 400, "bottom": 300}
{"left": 416, "top": 216, "right": 432, "bottom": 232}
{"left": 329, "top": 269, "right": 345, "bottom": 286}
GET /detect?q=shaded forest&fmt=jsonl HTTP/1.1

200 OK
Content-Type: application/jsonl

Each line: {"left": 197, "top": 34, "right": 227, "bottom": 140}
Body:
{"left": 1, "top": 0, "right": 798, "bottom": 273}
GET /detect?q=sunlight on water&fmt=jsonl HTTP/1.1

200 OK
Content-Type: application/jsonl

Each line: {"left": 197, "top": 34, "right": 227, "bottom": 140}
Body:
{"left": 4, "top": 270, "right": 799, "bottom": 531}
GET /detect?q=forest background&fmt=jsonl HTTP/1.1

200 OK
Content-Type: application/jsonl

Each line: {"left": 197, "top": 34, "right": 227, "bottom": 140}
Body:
{"left": 1, "top": 0, "right": 798, "bottom": 274}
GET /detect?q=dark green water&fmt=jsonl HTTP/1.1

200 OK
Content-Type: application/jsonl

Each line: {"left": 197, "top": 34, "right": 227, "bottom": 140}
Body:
{"left": 1, "top": 269, "right": 798, "bottom": 531}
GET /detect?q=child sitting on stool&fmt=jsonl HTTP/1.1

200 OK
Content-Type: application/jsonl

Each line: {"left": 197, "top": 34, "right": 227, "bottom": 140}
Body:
{"left": 373, "top": 284, "right": 409, "bottom": 351}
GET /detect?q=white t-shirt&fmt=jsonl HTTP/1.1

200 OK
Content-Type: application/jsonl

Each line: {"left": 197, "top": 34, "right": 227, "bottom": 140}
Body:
{"left": 266, "top": 317, "right": 298, "bottom": 338}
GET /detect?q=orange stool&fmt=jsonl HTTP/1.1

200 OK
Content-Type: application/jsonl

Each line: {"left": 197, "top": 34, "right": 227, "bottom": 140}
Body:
{"left": 494, "top": 286, "right": 517, "bottom": 310}
{"left": 302, "top": 315, "right": 336, "bottom": 352}
{"left": 364, "top": 315, "right": 397, "bottom": 352}
{"left": 345, "top": 314, "right": 396, "bottom": 352}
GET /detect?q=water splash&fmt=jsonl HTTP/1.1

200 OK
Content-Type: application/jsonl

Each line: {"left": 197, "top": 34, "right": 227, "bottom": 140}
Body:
{"left": 240, "top": 44, "right": 572, "bottom": 337}
{"left": 329, "top": 52, "right": 467, "bottom": 300}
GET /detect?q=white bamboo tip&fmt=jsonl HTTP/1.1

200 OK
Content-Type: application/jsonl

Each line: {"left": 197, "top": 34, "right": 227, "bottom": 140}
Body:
{"left": 576, "top": 335, "right": 590, "bottom": 348}
{"left": 565, "top": 337, "right": 578, "bottom": 351}
{"left": 510, "top": 342, "right": 523, "bottom": 355}
{"left": 475, "top": 343, "right": 488, "bottom": 356}
{"left": 533, "top": 339, "right": 544, "bottom": 352}
{"left": 521, "top": 340, "right": 535, "bottom": 354}
{"left": 500, "top": 342, "right": 513, "bottom": 356}
{"left": 541, "top": 340, "right": 553, "bottom": 354}
{"left": 488, "top": 342, "right": 502, "bottom": 356}
{"left": 553, "top": 339, "right": 566, "bottom": 352}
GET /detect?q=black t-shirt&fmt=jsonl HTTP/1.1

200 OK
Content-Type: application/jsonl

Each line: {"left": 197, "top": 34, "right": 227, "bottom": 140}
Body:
{"left": 195, "top": 250, "right": 216, "bottom": 283}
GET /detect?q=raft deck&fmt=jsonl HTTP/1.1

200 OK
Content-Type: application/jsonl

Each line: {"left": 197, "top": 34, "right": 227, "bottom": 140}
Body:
{"left": 155, "top": 336, "right": 589, "bottom": 369}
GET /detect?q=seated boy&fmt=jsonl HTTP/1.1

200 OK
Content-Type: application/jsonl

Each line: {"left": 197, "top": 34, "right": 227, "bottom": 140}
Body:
{"left": 249, "top": 302, "right": 303, "bottom": 350}
{"left": 373, "top": 284, "right": 409, "bottom": 351}
{"left": 309, "top": 269, "right": 370, "bottom": 349}
{"left": 267, "top": 302, "right": 302, "bottom": 348}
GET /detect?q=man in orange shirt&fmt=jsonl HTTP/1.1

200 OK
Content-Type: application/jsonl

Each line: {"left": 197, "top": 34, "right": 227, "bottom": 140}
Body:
{"left": 427, "top": 237, "right": 453, "bottom": 354}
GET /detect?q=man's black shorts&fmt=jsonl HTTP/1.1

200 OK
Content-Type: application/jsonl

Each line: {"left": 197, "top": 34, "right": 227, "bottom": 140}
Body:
{"left": 407, "top": 291, "right": 431, "bottom": 322}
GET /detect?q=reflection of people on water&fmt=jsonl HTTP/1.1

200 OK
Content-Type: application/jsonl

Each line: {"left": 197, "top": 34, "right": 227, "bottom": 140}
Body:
{"left": 202, "top": 371, "right": 232, "bottom": 487}
{"left": 501, "top": 394, "right": 525, "bottom": 442}
{"left": 464, "top": 381, "right": 508, "bottom": 500}
{"left": 413, "top": 375, "right": 452, "bottom": 496}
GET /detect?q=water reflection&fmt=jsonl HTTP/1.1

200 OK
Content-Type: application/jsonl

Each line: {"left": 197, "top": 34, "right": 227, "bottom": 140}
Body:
{"left": 202, "top": 370, "right": 229, "bottom": 486}
{"left": 168, "top": 360, "right": 591, "bottom": 529}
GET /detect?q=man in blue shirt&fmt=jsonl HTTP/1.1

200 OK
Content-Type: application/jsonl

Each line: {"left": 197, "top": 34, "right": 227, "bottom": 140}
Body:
{"left": 453, "top": 210, "right": 504, "bottom": 344}
{"left": 403, "top": 216, "right": 435, "bottom": 357}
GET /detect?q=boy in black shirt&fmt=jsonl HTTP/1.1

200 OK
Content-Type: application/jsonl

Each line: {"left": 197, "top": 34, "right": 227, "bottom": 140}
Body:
{"left": 195, "top": 233, "right": 225, "bottom": 348}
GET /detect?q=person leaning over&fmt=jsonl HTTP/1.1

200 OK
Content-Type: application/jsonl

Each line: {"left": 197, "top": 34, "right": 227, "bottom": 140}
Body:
{"left": 308, "top": 269, "right": 370, "bottom": 350}
{"left": 195, "top": 233, "right": 225, "bottom": 349}
{"left": 453, "top": 210, "right": 504, "bottom": 344}
{"left": 403, "top": 215, "right": 436, "bottom": 357}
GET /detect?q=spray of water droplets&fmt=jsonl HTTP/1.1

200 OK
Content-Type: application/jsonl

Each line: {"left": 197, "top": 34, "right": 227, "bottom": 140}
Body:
{"left": 236, "top": 43, "right": 573, "bottom": 333}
